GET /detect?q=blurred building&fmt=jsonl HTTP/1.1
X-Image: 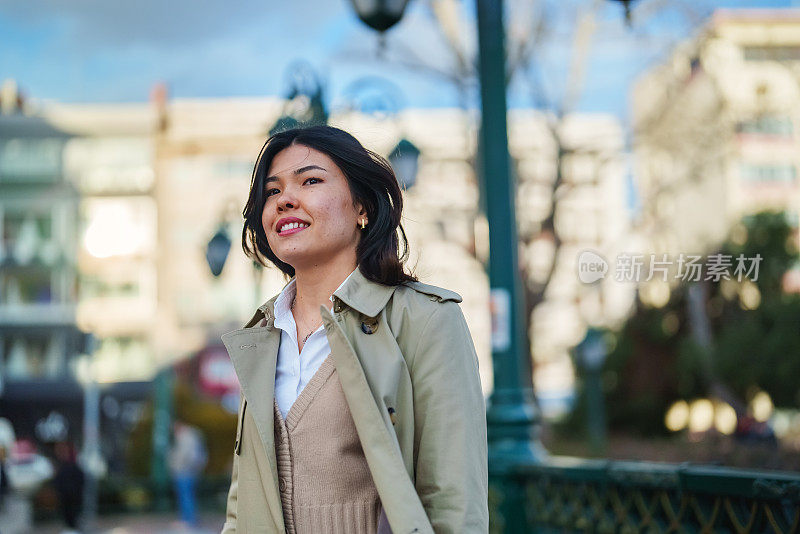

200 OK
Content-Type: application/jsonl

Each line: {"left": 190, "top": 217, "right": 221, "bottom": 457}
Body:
{"left": 0, "top": 81, "right": 154, "bottom": 470}
{"left": 0, "top": 80, "right": 87, "bottom": 443}
{"left": 633, "top": 9, "right": 800, "bottom": 256}
{"left": 2, "top": 83, "right": 631, "bottom": 424}
{"left": 46, "top": 99, "right": 160, "bottom": 384}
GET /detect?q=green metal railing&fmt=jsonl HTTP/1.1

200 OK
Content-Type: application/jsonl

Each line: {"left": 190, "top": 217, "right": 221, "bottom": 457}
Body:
{"left": 491, "top": 457, "right": 800, "bottom": 533}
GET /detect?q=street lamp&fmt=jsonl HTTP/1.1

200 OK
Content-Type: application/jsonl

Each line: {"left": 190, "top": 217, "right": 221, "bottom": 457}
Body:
{"left": 205, "top": 224, "right": 231, "bottom": 278}
{"left": 388, "top": 138, "right": 420, "bottom": 190}
{"left": 348, "top": 0, "right": 411, "bottom": 32}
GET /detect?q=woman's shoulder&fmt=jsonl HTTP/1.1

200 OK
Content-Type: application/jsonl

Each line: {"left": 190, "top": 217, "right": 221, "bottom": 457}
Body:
{"left": 401, "top": 282, "right": 463, "bottom": 302}
{"left": 397, "top": 280, "right": 463, "bottom": 304}
{"left": 391, "top": 281, "right": 475, "bottom": 370}
{"left": 390, "top": 280, "right": 464, "bottom": 325}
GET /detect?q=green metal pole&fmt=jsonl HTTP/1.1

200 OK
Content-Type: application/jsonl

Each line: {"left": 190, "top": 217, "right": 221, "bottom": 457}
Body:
{"left": 475, "top": 0, "right": 546, "bottom": 529}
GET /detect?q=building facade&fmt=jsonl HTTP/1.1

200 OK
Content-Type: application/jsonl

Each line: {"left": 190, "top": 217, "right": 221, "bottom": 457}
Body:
{"left": 0, "top": 81, "right": 84, "bottom": 443}
{"left": 633, "top": 9, "right": 800, "bottom": 258}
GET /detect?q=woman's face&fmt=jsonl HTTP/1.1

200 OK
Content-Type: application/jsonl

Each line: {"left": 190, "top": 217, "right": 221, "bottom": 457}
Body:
{"left": 262, "top": 144, "right": 364, "bottom": 271}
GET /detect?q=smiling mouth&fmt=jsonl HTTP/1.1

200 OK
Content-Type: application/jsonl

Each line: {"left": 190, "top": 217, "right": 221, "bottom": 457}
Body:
{"left": 278, "top": 222, "right": 310, "bottom": 236}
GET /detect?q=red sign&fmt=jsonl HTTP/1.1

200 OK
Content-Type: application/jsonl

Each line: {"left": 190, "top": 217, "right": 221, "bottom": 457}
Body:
{"left": 198, "top": 346, "right": 239, "bottom": 398}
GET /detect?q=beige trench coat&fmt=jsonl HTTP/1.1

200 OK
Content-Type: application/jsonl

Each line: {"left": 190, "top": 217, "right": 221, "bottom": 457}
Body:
{"left": 220, "top": 267, "right": 488, "bottom": 533}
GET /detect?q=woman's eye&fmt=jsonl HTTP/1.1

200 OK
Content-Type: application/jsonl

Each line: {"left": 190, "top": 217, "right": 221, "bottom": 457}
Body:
{"left": 265, "top": 188, "right": 279, "bottom": 197}
{"left": 304, "top": 177, "right": 321, "bottom": 185}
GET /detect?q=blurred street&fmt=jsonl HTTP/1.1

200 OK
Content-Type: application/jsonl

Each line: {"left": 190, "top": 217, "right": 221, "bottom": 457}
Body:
{"left": 35, "top": 512, "right": 225, "bottom": 534}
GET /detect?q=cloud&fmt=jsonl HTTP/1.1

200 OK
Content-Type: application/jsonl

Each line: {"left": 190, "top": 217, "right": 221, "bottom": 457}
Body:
{"left": 0, "top": 0, "right": 343, "bottom": 51}
{"left": 0, "top": 0, "right": 359, "bottom": 102}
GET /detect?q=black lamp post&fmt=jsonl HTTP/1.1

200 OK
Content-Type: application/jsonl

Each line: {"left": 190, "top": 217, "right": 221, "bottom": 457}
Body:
{"left": 348, "top": 0, "right": 411, "bottom": 32}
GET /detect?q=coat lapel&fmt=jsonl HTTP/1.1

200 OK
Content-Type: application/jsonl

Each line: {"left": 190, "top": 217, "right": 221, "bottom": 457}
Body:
{"left": 220, "top": 312, "right": 284, "bottom": 531}
{"left": 321, "top": 305, "right": 433, "bottom": 533}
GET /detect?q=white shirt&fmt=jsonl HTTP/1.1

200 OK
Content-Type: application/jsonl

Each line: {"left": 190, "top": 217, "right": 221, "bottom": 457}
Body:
{"left": 273, "top": 268, "right": 357, "bottom": 419}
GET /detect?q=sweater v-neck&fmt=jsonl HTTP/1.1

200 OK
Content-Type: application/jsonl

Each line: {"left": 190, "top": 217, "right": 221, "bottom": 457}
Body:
{"left": 275, "top": 353, "right": 335, "bottom": 431}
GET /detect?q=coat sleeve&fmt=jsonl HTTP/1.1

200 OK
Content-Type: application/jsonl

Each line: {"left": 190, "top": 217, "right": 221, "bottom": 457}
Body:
{"left": 410, "top": 301, "right": 489, "bottom": 533}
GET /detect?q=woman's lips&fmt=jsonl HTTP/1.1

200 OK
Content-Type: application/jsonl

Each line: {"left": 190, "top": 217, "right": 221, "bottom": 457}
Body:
{"left": 278, "top": 225, "right": 308, "bottom": 236}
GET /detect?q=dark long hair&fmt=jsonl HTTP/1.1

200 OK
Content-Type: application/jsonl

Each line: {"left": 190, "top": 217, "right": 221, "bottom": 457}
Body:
{"left": 241, "top": 125, "right": 417, "bottom": 286}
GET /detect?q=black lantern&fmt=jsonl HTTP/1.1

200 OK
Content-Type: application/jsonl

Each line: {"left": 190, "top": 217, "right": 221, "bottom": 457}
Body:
{"left": 348, "top": 0, "right": 411, "bottom": 32}
{"left": 388, "top": 138, "right": 420, "bottom": 190}
{"left": 206, "top": 225, "right": 231, "bottom": 277}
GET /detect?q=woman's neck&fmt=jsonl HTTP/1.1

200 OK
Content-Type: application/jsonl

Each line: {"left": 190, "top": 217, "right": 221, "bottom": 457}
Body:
{"left": 292, "top": 258, "right": 357, "bottom": 318}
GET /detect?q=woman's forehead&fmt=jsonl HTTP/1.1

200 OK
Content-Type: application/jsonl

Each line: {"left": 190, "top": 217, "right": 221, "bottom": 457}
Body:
{"left": 268, "top": 144, "right": 339, "bottom": 178}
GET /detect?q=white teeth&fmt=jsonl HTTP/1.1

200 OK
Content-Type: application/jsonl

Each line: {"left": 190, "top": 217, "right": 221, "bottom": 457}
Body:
{"left": 280, "top": 222, "right": 309, "bottom": 233}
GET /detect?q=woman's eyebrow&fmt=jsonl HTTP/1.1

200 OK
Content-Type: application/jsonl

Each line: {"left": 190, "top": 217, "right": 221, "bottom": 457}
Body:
{"left": 265, "top": 165, "right": 327, "bottom": 184}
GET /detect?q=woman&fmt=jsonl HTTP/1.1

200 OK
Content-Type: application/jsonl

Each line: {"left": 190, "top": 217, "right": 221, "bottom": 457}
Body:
{"left": 221, "top": 125, "right": 488, "bottom": 534}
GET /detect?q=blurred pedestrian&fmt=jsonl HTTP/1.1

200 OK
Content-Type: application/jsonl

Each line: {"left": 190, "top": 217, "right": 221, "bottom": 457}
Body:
{"left": 52, "top": 441, "right": 84, "bottom": 534}
{"left": 168, "top": 421, "right": 207, "bottom": 526}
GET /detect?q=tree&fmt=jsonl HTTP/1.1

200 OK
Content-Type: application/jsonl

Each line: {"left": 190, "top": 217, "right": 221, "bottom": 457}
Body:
{"left": 585, "top": 211, "right": 800, "bottom": 436}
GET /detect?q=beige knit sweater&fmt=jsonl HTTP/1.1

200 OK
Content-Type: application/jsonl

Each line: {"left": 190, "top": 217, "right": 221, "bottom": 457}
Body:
{"left": 273, "top": 354, "right": 382, "bottom": 534}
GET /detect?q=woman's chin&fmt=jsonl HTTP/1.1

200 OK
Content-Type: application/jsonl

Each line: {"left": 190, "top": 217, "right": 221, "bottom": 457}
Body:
{"left": 276, "top": 252, "right": 314, "bottom": 270}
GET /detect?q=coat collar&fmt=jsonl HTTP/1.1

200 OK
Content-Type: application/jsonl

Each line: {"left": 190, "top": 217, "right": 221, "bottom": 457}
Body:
{"left": 257, "top": 266, "right": 398, "bottom": 322}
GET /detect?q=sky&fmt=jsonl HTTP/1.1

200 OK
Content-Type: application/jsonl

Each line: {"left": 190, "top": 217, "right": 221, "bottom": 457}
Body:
{"left": 0, "top": 0, "right": 795, "bottom": 127}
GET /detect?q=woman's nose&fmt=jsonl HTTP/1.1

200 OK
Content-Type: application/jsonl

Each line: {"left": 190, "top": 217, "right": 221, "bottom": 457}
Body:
{"left": 276, "top": 186, "right": 299, "bottom": 211}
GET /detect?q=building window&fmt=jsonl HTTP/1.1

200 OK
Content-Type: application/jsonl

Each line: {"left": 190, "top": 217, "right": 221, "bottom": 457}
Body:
{"left": 0, "top": 138, "right": 63, "bottom": 181}
{"left": 94, "top": 336, "right": 154, "bottom": 382}
{"left": 79, "top": 276, "right": 141, "bottom": 300}
{"left": 740, "top": 163, "right": 797, "bottom": 184}
{"left": 744, "top": 46, "right": 800, "bottom": 62}
{"left": 0, "top": 209, "right": 62, "bottom": 305}
{"left": 1, "top": 334, "right": 64, "bottom": 380}
{"left": 1, "top": 211, "right": 57, "bottom": 266}
{"left": 0, "top": 271, "right": 53, "bottom": 305}
{"left": 736, "top": 116, "right": 794, "bottom": 137}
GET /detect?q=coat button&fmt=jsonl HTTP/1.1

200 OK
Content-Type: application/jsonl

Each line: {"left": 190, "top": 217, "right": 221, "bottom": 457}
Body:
{"left": 361, "top": 315, "right": 378, "bottom": 334}
{"left": 279, "top": 477, "right": 287, "bottom": 492}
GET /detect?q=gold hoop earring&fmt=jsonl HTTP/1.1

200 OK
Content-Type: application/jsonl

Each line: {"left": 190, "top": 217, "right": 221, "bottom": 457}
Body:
{"left": 360, "top": 219, "right": 367, "bottom": 229}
